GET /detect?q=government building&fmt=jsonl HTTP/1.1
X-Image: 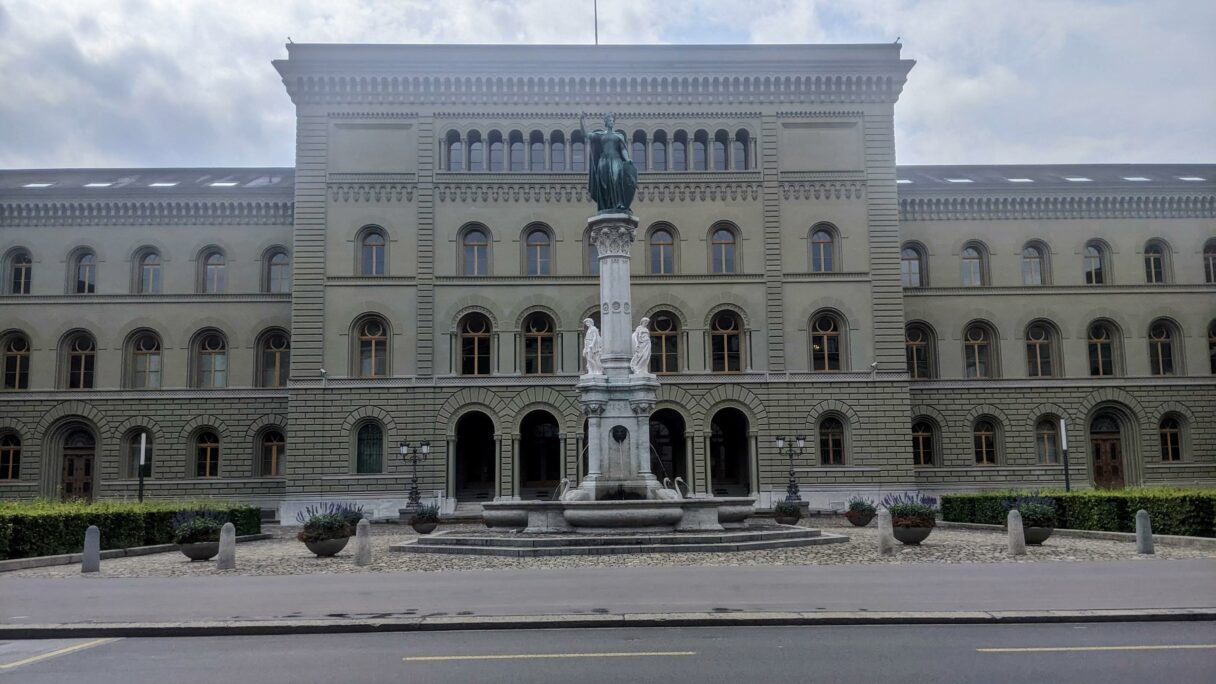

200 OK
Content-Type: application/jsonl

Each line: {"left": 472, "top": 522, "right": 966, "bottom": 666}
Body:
{"left": 1, "top": 43, "right": 1213, "bottom": 517}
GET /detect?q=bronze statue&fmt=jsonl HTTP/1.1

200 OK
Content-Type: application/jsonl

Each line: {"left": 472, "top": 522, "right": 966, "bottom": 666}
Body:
{"left": 580, "top": 112, "right": 637, "bottom": 214}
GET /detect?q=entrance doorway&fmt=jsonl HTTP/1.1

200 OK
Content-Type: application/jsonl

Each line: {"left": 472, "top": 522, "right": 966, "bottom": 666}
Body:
{"left": 454, "top": 412, "right": 495, "bottom": 501}
{"left": 710, "top": 408, "right": 750, "bottom": 496}
{"left": 520, "top": 411, "right": 561, "bottom": 499}
{"left": 1090, "top": 412, "right": 1125, "bottom": 489}
{"left": 61, "top": 429, "right": 96, "bottom": 501}
{"left": 649, "top": 409, "right": 687, "bottom": 484}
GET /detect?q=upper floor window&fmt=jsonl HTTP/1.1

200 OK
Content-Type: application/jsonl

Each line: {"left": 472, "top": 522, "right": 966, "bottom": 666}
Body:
{"left": 259, "top": 331, "right": 290, "bottom": 387}
{"left": 960, "top": 244, "right": 986, "bottom": 286}
{"left": 1083, "top": 242, "right": 1107, "bottom": 284}
{"left": 129, "top": 331, "right": 162, "bottom": 389}
{"left": 265, "top": 250, "right": 291, "bottom": 293}
{"left": 1159, "top": 417, "right": 1181, "bottom": 462}
{"left": 137, "top": 250, "right": 162, "bottom": 293}
{"left": 1088, "top": 322, "right": 1118, "bottom": 377}
{"left": 522, "top": 312, "right": 556, "bottom": 374}
{"left": 732, "top": 130, "right": 750, "bottom": 170}
{"left": 63, "top": 332, "right": 96, "bottom": 389}
{"left": 194, "top": 332, "right": 228, "bottom": 387}
{"left": 462, "top": 228, "right": 489, "bottom": 276}
{"left": 1148, "top": 320, "right": 1178, "bottom": 375}
{"left": 671, "top": 133, "right": 687, "bottom": 171}
{"left": 0, "top": 433, "right": 20, "bottom": 480}
{"left": 651, "top": 134, "right": 667, "bottom": 171}
{"left": 810, "top": 314, "right": 843, "bottom": 372}
{"left": 489, "top": 133, "right": 505, "bottom": 171}
{"left": 199, "top": 250, "right": 226, "bottom": 293}
{"left": 901, "top": 245, "right": 925, "bottom": 286}
{"left": 360, "top": 229, "right": 386, "bottom": 276}
{"left": 261, "top": 430, "right": 286, "bottom": 476}
{"left": 692, "top": 131, "right": 708, "bottom": 171}
{"left": 509, "top": 132, "right": 525, "bottom": 171}
{"left": 1022, "top": 243, "right": 1047, "bottom": 285}
{"left": 650, "top": 227, "right": 675, "bottom": 274}
{"left": 1036, "top": 419, "right": 1061, "bottom": 464}
{"left": 905, "top": 324, "right": 935, "bottom": 379}
{"left": 2, "top": 332, "right": 31, "bottom": 390}
{"left": 529, "top": 131, "right": 545, "bottom": 171}
{"left": 632, "top": 132, "right": 647, "bottom": 170}
{"left": 459, "top": 313, "right": 492, "bottom": 376}
{"left": 973, "top": 420, "right": 997, "bottom": 465}
{"left": 7, "top": 250, "right": 32, "bottom": 295}
{"left": 195, "top": 431, "right": 220, "bottom": 478}
{"left": 1204, "top": 240, "right": 1216, "bottom": 283}
{"left": 1025, "top": 322, "right": 1057, "bottom": 378}
{"left": 709, "top": 311, "right": 743, "bottom": 373}
{"left": 356, "top": 317, "right": 388, "bottom": 378}
{"left": 810, "top": 226, "right": 835, "bottom": 273}
{"left": 712, "top": 130, "right": 728, "bottom": 171}
{"left": 911, "top": 420, "right": 935, "bottom": 466}
{"left": 1144, "top": 241, "right": 1168, "bottom": 283}
{"left": 649, "top": 312, "right": 680, "bottom": 374}
{"left": 73, "top": 251, "right": 97, "bottom": 294}
{"left": 468, "top": 132, "right": 484, "bottom": 171}
{"left": 710, "top": 226, "right": 737, "bottom": 274}
{"left": 963, "top": 323, "right": 996, "bottom": 379}
{"left": 447, "top": 135, "right": 464, "bottom": 172}
{"left": 525, "top": 228, "right": 552, "bottom": 276}
{"left": 570, "top": 132, "right": 585, "bottom": 172}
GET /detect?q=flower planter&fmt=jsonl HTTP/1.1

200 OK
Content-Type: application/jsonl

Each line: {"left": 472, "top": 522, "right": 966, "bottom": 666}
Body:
{"left": 845, "top": 510, "right": 875, "bottom": 527}
{"left": 411, "top": 521, "right": 439, "bottom": 535}
{"left": 892, "top": 526, "right": 933, "bottom": 545}
{"left": 1023, "top": 526, "right": 1054, "bottom": 545}
{"left": 179, "top": 542, "right": 220, "bottom": 561}
{"left": 773, "top": 515, "right": 801, "bottom": 526}
{"left": 303, "top": 536, "right": 350, "bottom": 557}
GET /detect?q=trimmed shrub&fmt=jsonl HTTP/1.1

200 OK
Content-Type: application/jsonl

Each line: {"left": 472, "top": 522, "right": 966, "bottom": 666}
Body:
{"left": 941, "top": 489, "right": 1216, "bottom": 538}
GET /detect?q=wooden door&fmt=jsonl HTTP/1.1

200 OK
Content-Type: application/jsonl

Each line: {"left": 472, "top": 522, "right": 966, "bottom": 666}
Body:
{"left": 62, "top": 448, "right": 95, "bottom": 501}
{"left": 1090, "top": 437, "right": 1124, "bottom": 489}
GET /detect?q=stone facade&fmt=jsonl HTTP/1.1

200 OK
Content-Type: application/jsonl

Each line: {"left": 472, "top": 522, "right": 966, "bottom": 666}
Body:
{"left": 1, "top": 44, "right": 1213, "bottom": 514}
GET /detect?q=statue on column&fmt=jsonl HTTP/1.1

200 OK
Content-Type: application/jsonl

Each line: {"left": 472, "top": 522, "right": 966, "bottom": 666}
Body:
{"left": 580, "top": 112, "right": 638, "bottom": 214}
{"left": 582, "top": 318, "right": 604, "bottom": 375}
{"left": 629, "top": 317, "right": 653, "bottom": 375}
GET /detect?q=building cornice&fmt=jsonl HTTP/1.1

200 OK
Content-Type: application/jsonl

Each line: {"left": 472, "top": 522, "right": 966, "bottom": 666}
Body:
{"left": 0, "top": 199, "right": 294, "bottom": 227}
{"left": 899, "top": 191, "right": 1216, "bottom": 221}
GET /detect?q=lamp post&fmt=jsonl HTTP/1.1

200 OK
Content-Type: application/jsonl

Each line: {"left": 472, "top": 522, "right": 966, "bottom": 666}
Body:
{"left": 1059, "top": 418, "right": 1071, "bottom": 493}
{"left": 137, "top": 431, "right": 147, "bottom": 503}
{"left": 775, "top": 435, "right": 805, "bottom": 503}
{"left": 400, "top": 440, "right": 431, "bottom": 510}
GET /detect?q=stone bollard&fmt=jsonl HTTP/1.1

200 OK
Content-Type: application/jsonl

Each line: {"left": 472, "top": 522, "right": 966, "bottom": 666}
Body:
{"left": 877, "top": 509, "right": 895, "bottom": 556}
{"left": 217, "top": 522, "right": 236, "bottom": 570}
{"left": 1007, "top": 509, "right": 1027, "bottom": 556}
{"left": 82, "top": 525, "right": 101, "bottom": 573}
{"left": 1136, "top": 509, "right": 1154, "bottom": 555}
{"left": 354, "top": 519, "right": 372, "bottom": 567}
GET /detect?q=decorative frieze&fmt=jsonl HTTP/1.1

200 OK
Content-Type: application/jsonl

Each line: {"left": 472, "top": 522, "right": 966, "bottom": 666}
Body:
{"left": 780, "top": 181, "right": 865, "bottom": 201}
{"left": 899, "top": 193, "right": 1216, "bottom": 221}
{"left": 0, "top": 200, "right": 294, "bottom": 227}
{"left": 637, "top": 183, "right": 762, "bottom": 203}
{"left": 329, "top": 183, "right": 415, "bottom": 203}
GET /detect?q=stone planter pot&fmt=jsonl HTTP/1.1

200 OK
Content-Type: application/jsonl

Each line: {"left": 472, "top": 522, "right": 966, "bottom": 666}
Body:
{"left": 845, "top": 510, "right": 875, "bottom": 527}
{"left": 303, "top": 536, "right": 350, "bottom": 557}
{"left": 179, "top": 541, "right": 220, "bottom": 561}
{"left": 774, "top": 515, "right": 801, "bottom": 525}
{"left": 1023, "top": 526, "right": 1054, "bottom": 545}
{"left": 411, "top": 521, "right": 439, "bottom": 535}
{"left": 892, "top": 526, "right": 933, "bottom": 545}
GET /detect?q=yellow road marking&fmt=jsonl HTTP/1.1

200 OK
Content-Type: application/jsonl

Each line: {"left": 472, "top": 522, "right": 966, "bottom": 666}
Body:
{"left": 978, "top": 644, "right": 1216, "bottom": 654}
{"left": 0, "top": 638, "right": 120, "bottom": 670}
{"left": 405, "top": 650, "right": 696, "bottom": 662}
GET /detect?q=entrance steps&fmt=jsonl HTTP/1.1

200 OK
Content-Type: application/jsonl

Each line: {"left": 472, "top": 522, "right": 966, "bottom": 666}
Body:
{"left": 391, "top": 525, "right": 847, "bottom": 557}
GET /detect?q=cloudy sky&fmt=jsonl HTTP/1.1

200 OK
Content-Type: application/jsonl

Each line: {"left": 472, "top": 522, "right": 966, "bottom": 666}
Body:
{"left": 1, "top": 0, "right": 1213, "bottom": 169}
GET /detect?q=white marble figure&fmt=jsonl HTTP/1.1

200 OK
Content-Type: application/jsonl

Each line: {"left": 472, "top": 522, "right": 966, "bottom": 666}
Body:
{"left": 582, "top": 318, "right": 604, "bottom": 375}
{"left": 630, "top": 317, "right": 652, "bottom": 375}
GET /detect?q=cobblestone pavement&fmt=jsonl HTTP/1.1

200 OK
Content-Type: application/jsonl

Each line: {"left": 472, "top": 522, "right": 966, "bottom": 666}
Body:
{"left": 6, "top": 519, "right": 1214, "bottom": 578}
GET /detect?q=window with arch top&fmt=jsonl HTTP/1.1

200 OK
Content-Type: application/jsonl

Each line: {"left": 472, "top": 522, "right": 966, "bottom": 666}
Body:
{"left": 261, "top": 430, "right": 286, "bottom": 476}
{"left": 446, "top": 131, "right": 464, "bottom": 172}
{"left": 1087, "top": 321, "right": 1118, "bottom": 377}
{"left": 73, "top": 250, "right": 97, "bottom": 294}
{"left": 2, "top": 331, "right": 31, "bottom": 390}
{"left": 1083, "top": 242, "right": 1107, "bottom": 284}
{"left": 901, "top": 245, "right": 925, "bottom": 287}
{"left": 1025, "top": 322, "right": 1057, "bottom": 378}
{"left": 265, "top": 249, "right": 291, "bottom": 293}
{"left": 136, "top": 249, "right": 162, "bottom": 293}
{"left": 819, "top": 417, "right": 845, "bottom": 465}
{"left": 356, "top": 317, "right": 388, "bottom": 378}
{"left": 963, "top": 323, "right": 996, "bottom": 379}
{"left": 63, "top": 331, "right": 96, "bottom": 389}
{"left": 1144, "top": 241, "right": 1168, "bottom": 283}
{"left": 810, "top": 313, "right": 843, "bottom": 372}
{"left": 355, "top": 421, "right": 384, "bottom": 474}
{"left": 960, "top": 244, "right": 986, "bottom": 286}
{"left": 810, "top": 226, "right": 835, "bottom": 273}
{"left": 462, "top": 227, "right": 489, "bottom": 276}
{"left": 522, "top": 312, "right": 556, "bottom": 375}
{"left": 1159, "top": 417, "right": 1182, "bottom": 462}
{"left": 259, "top": 331, "right": 290, "bottom": 387}
{"left": 195, "top": 431, "right": 220, "bottom": 477}
{"left": 973, "top": 420, "right": 997, "bottom": 465}
{"left": 199, "top": 249, "right": 226, "bottom": 293}
{"left": 1036, "top": 419, "right": 1061, "bottom": 464}
{"left": 525, "top": 228, "right": 552, "bottom": 276}
{"left": 911, "top": 420, "right": 935, "bottom": 466}
{"left": 648, "top": 312, "right": 680, "bottom": 374}
{"left": 1, "top": 433, "right": 20, "bottom": 480}
{"left": 649, "top": 227, "right": 675, "bottom": 274}
{"left": 468, "top": 131, "right": 484, "bottom": 171}
{"left": 128, "top": 331, "right": 162, "bottom": 389}
{"left": 709, "top": 311, "right": 743, "bottom": 373}
{"left": 710, "top": 225, "right": 737, "bottom": 274}
{"left": 1148, "top": 320, "right": 1178, "bottom": 375}
{"left": 7, "top": 250, "right": 32, "bottom": 295}
{"left": 193, "top": 331, "right": 227, "bottom": 388}
{"left": 459, "top": 313, "right": 492, "bottom": 376}
{"left": 1205, "top": 240, "right": 1216, "bottom": 283}
{"left": 732, "top": 130, "right": 750, "bottom": 170}
{"left": 360, "top": 229, "right": 386, "bottom": 276}
{"left": 905, "top": 324, "right": 935, "bottom": 379}
{"left": 1022, "top": 243, "right": 1047, "bottom": 285}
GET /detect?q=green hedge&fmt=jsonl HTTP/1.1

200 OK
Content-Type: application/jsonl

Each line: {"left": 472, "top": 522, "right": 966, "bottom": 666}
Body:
{"left": 0, "top": 500, "right": 262, "bottom": 561}
{"left": 941, "top": 489, "right": 1216, "bottom": 538}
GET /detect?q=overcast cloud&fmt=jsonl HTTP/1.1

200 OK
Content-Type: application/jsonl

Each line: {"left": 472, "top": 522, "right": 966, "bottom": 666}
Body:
{"left": 1, "top": 0, "right": 1213, "bottom": 169}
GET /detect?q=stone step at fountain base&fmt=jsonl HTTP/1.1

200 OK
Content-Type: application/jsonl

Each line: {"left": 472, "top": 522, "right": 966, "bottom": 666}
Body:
{"left": 390, "top": 525, "right": 848, "bottom": 557}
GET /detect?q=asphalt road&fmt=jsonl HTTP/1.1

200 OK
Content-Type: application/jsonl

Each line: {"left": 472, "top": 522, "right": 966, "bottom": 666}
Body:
{"left": 3, "top": 622, "right": 1215, "bottom": 683}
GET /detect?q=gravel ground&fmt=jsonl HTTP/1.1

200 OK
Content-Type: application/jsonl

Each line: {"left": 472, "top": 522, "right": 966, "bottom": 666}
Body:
{"left": 6, "top": 518, "right": 1214, "bottom": 579}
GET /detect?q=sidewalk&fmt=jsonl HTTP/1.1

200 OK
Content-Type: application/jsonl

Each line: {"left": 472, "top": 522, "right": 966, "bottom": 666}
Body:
{"left": 2, "top": 559, "right": 1214, "bottom": 636}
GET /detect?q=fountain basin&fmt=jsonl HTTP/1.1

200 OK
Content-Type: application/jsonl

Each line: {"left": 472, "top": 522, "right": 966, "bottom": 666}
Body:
{"left": 716, "top": 498, "right": 756, "bottom": 529}
{"left": 482, "top": 497, "right": 755, "bottom": 534}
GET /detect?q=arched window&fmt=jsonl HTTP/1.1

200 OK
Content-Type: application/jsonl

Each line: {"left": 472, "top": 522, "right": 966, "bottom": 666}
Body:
{"left": 1022, "top": 243, "right": 1047, "bottom": 285}
{"left": 819, "top": 417, "right": 844, "bottom": 465}
{"left": 1083, "top": 242, "right": 1107, "bottom": 284}
{"left": 199, "top": 250, "right": 226, "bottom": 293}
{"left": 973, "top": 420, "right": 997, "bottom": 465}
{"left": 709, "top": 311, "right": 743, "bottom": 373}
{"left": 128, "top": 331, "right": 162, "bottom": 389}
{"left": 671, "top": 131, "right": 687, "bottom": 171}
{"left": 1036, "top": 419, "right": 1061, "bottom": 464}
{"left": 963, "top": 323, "right": 996, "bottom": 379}
{"left": 2, "top": 332, "right": 31, "bottom": 390}
{"left": 649, "top": 312, "right": 680, "bottom": 374}
{"left": 356, "top": 317, "right": 388, "bottom": 378}
{"left": 1209, "top": 320, "right": 1216, "bottom": 374}
{"left": 905, "top": 324, "right": 935, "bottom": 379}
{"left": 194, "top": 331, "right": 227, "bottom": 387}
{"left": 73, "top": 251, "right": 97, "bottom": 294}
{"left": 509, "top": 131, "right": 525, "bottom": 171}
{"left": 1025, "top": 322, "right": 1057, "bottom": 378}
{"left": 911, "top": 421, "right": 935, "bottom": 465}
{"left": 632, "top": 131, "right": 647, "bottom": 170}
{"left": 1, "top": 433, "right": 20, "bottom": 480}
{"left": 522, "top": 312, "right": 556, "bottom": 374}
{"left": 195, "top": 431, "right": 220, "bottom": 477}
{"left": 692, "top": 131, "right": 708, "bottom": 170}
{"left": 810, "top": 226, "right": 835, "bottom": 272}
{"left": 136, "top": 250, "right": 161, "bottom": 293}
{"left": 810, "top": 314, "right": 843, "bottom": 372}
{"left": 529, "top": 130, "right": 545, "bottom": 171}
{"left": 355, "top": 421, "right": 383, "bottom": 473}
{"left": 63, "top": 332, "right": 96, "bottom": 389}
{"left": 1205, "top": 240, "right": 1216, "bottom": 283}
{"left": 649, "top": 227, "right": 675, "bottom": 274}
{"left": 1159, "top": 417, "right": 1182, "bottom": 461}
{"left": 1144, "top": 241, "right": 1168, "bottom": 283}
{"left": 550, "top": 131, "right": 566, "bottom": 172}
{"left": 360, "top": 229, "right": 386, "bottom": 276}
{"left": 960, "top": 244, "right": 986, "bottom": 286}
{"left": 260, "top": 430, "right": 286, "bottom": 476}
{"left": 124, "top": 430, "right": 153, "bottom": 478}
{"left": 1087, "top": 321, "right": 1118, "bottom": 377}
{"left": 651, "top": 131, "right": 667, "bottom": 171}
{"left": 467, "top": 131, "right": 484, "bottom": 171}
{"left": 459, "top": 313, "right": 492, "bottom": 376}
{"left": 489, "top": 131, "right": 505, "bottom": 171}
{"left": 1148, "top": 320, "right": 1178, "bottom": 375}
{"left": 570, "top": 131, "right": 585, "bottom": 172}
{"left": 712, "top": 130, "right": 729, "bottom": 170}
{"left": 462, "top": 227, "right": 489, "bottom": 276}
{"left": 8, "top": 250, "right": 32, "bottom": 294}
{"left": 265, "top": 249, "right": 291, "bottom": 293}
{"left": 733, "top": 129, "right": 750, "bottom": 170}
{"left": 259, "top": 331, "right": 290, "bottom": 387}
{"left": 710, "top": 225, "right": 737, "bottom": 274}
{"left": 901, "top": 245, "right": 925, "bottom": 286}
{"left": 446, "top": 131, "right": 464, "bottom": 172}
{"left": 524, "top": 228, "right": 552, "bottom": 276}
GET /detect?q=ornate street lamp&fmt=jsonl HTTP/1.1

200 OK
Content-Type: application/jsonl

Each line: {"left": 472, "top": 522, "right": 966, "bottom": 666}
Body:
{"left": 400, "top": 440, "right": 431, "bottom": 510}
{"left": 775, "top": 435, "right": 805, "bottom": 503}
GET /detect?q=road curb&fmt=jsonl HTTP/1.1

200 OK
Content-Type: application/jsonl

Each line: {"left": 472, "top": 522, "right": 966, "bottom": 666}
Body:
{"left": 4, "top": 608, "right": 1215, "bottom": 639}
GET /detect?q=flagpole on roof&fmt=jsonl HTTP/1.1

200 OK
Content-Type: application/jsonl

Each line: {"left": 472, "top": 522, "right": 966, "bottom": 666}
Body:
{"left": 594, "top": 0, "right": 599, "bottom": 45}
